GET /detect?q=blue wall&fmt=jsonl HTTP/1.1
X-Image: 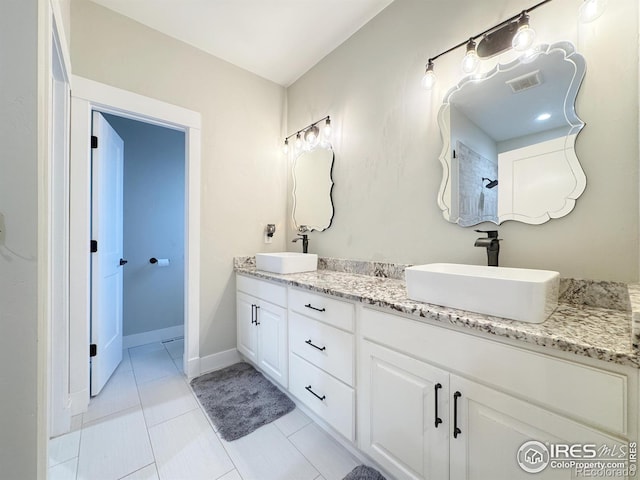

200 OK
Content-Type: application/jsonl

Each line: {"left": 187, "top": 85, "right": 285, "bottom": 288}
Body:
{"left": 105, "top": 114, "right": 185, "bottom": 336}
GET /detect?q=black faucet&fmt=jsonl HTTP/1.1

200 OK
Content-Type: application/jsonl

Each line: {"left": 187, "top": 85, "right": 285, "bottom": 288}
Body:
{"left": 292, "top": 234, "right": 309, "bottom": 253}
{"left": 474, "top": 230, "right": 501, "bottom": 267}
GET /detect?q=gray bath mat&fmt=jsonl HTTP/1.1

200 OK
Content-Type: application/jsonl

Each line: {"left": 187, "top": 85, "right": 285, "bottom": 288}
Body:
{"left": 190, "top": 362, "right": 295, "bottom": 441}
{"left": 343, "top": 465, "right": 387, "bottom": 480}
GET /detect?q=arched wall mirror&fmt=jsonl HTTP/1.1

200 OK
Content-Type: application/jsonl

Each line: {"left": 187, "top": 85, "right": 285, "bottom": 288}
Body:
{"left": 292, "top": 144, "right": 335, "bottom": 232}
{"left": 437, "top": 42, "right": 586, "bottom": 226}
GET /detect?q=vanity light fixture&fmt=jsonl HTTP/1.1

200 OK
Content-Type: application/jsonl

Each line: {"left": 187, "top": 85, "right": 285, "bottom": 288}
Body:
{"left": 421, "top": 0, "right": 604, "bottom": 89}
{"left": 283, "top": 116, "right": 331, "bottom": 155}
{"left": 579, "top": 0, "right": 607, "bottom": 23}
{"left": 461, "top": 39, "right": 480, "bottom": 74}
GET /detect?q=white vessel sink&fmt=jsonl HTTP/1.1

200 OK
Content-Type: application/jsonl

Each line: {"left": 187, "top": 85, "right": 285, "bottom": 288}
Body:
{"left": 405, "top": 263, "right": 559, "bottom": 323}
{"left": 255, "top": 252, "right": 318, "bottom": 274}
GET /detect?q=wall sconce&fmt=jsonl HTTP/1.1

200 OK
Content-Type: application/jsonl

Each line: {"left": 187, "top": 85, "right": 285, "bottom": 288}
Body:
{"left": 421, "top": 0, "right": 606, "bottom": 90}
{"left": 283, "top": 116, "right": 331, "bottom": 155}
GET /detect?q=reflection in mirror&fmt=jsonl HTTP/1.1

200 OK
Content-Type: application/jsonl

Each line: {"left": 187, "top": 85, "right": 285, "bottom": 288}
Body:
{"left": 437, "top": 42, "right": 586, "bottom": 226}
{"left": 292, "top": 144, "right": 335, "bottom": 231}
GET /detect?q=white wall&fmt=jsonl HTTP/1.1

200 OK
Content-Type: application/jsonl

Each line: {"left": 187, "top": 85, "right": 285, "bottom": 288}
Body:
{"left": 0, "top": 1, "right": 39, "bottom": 477}
{"left": 71, "top": 0, "right": 287, "bottom": 357}
{"left": 286, "top": 0, "right": 640, "bottom": 281}
{"left": 105, "top": 114, "right": 185, "bottom": 337}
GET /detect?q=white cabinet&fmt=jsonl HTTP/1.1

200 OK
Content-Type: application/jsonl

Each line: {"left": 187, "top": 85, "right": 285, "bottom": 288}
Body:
{"left": 236, "top": 276, "right": 288, "bottom": 388}
{"left": 448, "top": 375, "right": 626, "bottom": 480}
{"left": 359, "top": 307, "right": 634, "bottom": 480}
{"left": 287, "top": 287, "right": 356, "bottom": 441}
{"left": 359, "top": 340, "right": 450, "bottom": 479}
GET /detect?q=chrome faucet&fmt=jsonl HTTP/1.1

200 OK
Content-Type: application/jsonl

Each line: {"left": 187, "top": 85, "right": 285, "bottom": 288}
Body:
{"left": 474, "top": 230, "right": 501, "bottom": 267}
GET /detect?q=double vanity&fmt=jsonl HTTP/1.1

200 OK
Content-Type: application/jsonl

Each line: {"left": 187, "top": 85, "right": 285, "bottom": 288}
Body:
{"left": 235, "top": 254, "right": 639, "bottom": 480}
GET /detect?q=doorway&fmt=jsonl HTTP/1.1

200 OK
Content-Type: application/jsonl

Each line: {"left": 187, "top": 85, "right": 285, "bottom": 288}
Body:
{"left": 69, "top": 77, "right": 202, "bottom": 416}
{"left": 93, "top": 112, "right": 186, "bottom": 393}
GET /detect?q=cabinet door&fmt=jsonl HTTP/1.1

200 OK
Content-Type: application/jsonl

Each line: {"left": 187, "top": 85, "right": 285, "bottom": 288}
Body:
{"left": 237, "top": 292, "right": 258, "bottom": 363}
{"left": 257, "top": 300, "right": 288, "bottom": 388}
{"left": 449, "top": 375, "right": 628, "bottom": 480}
{"left": 359, "top": 340, "right": 450, "bottom": 480}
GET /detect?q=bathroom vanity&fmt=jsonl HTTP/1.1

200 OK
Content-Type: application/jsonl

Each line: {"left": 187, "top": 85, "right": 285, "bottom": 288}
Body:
{"left": 235, "top": 257, "right": 639, "bottom": 480}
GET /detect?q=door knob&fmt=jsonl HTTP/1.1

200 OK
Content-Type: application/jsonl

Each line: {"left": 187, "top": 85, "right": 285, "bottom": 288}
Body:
{"left": 119, "top": 258, "right": 128, "bottom": 266}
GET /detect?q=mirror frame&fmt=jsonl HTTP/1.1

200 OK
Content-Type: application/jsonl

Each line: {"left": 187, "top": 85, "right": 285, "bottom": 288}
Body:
{"left": 292, "top": 143, "right": 335, "bottom": 232}
{"left": 436, "top": 41, "right": 587, "bottom": 226}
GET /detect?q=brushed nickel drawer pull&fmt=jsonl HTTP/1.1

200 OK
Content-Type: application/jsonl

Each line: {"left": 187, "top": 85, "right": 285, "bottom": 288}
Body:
{"left": 305, "top": 339, "right": 326, "bottom": 352}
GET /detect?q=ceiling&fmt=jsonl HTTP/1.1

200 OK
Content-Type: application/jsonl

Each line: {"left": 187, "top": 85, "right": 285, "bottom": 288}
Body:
{"left": 89, "top": 0, "right": 394, "bottom": 86}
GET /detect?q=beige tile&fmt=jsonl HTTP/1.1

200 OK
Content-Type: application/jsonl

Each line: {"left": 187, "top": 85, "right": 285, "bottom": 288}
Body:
{"left": 223, "top": 423, "right": 318, "bottom": 480}
{"left": 149, "top": 409, "right": 234, "bottom": 480}
{"left": 289, "top": 423, "right": 359, "bottom": 480}
{"left": 138, "top": 374, "right": 198, "bottom": 427}
{"left": 77, "top": 407, "right": 154, "bottom": 480}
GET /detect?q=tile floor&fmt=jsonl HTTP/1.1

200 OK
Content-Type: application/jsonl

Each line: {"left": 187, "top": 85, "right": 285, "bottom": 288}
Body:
{"left": 48, "top": 339, "right": 363, "bottom": 480}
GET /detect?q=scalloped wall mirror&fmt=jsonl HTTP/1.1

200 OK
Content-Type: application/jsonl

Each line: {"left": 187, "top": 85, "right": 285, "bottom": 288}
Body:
{"left": 292, "top": 144, "right": 335, "bottom": 232}
{"left": 437, "top": 42, "right": 586, "bottom": 226}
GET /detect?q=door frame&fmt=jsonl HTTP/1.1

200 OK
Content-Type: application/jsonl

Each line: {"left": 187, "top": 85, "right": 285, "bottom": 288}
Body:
{"left": 69, "top": 76, "right": 202, "bottom": 414}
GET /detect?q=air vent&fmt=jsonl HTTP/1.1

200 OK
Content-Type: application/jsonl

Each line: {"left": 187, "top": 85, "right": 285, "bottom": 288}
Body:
{"left": 506, "top": 70, "right": 542, "bottom": 93}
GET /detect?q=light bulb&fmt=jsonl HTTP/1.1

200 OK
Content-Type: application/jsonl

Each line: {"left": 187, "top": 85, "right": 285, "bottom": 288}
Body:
{"left": 294, "top": 133, "right": 302, "bottom": 151}
{"left": 282, "top": 139, "right": 289, "bottom": 154}
{"left": 462, "top": 39, "right": 480, "bottom": 74}
{"left": 304, "top": 125, "right": 319, "bottom": 146}
{"left": 421, "top": 60, "right": 436, "bottom": 90}
{"left": 579, "top": 0, "right": 607, "bottom": 23}
{"left": 512, "top": 14, "right": 536, "bottom": 52}
{"left": 323, "top": 118, "right": 332, "bottom": 138}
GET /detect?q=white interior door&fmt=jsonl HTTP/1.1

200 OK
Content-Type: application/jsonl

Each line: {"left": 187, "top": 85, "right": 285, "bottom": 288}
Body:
{"left": 90, "top": 111, "right": 124, "bottom": 396}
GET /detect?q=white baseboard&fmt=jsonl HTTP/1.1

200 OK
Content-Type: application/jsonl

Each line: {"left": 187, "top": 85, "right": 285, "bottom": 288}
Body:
{"left": 123, "top": 325, "right": 184, "bottom": 349}
{"left": 198, "top": 348, "right": 241, "bottom": 376}
{"left": 69, "top": 388, "right": 89, "bottom": 416}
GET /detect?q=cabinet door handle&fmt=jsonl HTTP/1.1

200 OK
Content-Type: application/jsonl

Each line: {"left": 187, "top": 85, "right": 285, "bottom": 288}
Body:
{"left": 304, "top": 303, "right": 326, "bottom": 312}
{"left": 255, "top": 305, "right": 260, "bottom": 325}
{"left": 251, "top": 304, "right": 256, "bottom": 324}
{"left": 434, "top": 383, "right": 443, "bottom": 428}
{"left": 305, "top": 385, "right": 326, "bottom": 401}
{"left": 305, "top": 339, "right": 326, "bottom": 351}
{"left": 453, "top": 391, "right": 462, "bottom": 438}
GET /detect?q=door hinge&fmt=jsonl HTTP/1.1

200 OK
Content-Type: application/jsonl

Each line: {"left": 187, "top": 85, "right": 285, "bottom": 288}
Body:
{"left": 91, "top": 240, "right": 98, "bottom": 253}
{"left": 90, "top": 344, "right": 97, "bottom": 357}
{"left": 91, "top": 135, "right": 98, "bottom": 149}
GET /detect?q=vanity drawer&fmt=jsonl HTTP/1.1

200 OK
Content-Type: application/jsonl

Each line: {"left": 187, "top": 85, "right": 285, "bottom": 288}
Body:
{"left": 236, "top": 274, "right": 286, "bottom": 307}
{"left": 289, "top": 353, "right": 355, "bottom": 441}
{"left": 289, "top": 288, "right": 354, "bottom": 332}
{"left": 361, "top": 307, "right": 629, "bottom": 436}
{"left": 290, "top": 312, "right": 354, "bottom": 386}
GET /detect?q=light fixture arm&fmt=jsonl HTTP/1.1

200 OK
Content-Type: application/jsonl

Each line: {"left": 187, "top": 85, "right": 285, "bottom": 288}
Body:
{"left": 284, "top": 115, "right": 331, "bottom": 143}
{"left": 423, "top": 0, "right": 553, "bottom": 69}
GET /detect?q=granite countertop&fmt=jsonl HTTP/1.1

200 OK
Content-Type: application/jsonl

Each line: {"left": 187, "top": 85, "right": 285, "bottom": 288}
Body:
{"left": 235, "top": 258, "right": 639, "bottom": 368}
